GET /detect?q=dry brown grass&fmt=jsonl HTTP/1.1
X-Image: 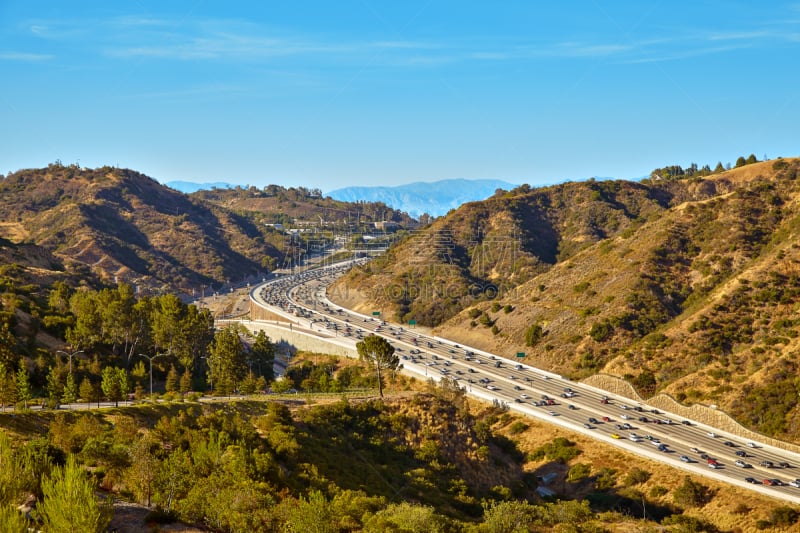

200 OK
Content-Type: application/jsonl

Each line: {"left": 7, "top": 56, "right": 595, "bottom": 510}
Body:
{"left": 490, "top": 405, "right": 797, "bottom": 532}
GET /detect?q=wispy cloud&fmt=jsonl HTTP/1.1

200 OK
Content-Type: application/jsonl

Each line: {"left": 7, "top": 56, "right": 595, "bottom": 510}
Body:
{"left": 0, "top": 51, "right": 53, "bottom": 61}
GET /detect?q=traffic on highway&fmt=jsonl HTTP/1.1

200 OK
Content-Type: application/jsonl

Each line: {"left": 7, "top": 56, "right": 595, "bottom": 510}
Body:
{"left": 250, "top": 260, "right": 800, "bottom": 503}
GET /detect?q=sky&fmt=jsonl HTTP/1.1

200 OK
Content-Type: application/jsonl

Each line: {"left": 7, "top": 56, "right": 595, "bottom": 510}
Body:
{"left": 1, "top": 1, "right": 799, "bottom": 193}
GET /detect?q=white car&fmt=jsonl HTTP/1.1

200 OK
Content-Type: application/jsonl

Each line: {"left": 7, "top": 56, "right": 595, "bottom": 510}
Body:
{"left": 789, "top": 480, "right": 800, "bottom": 488}
{"left": 747, "top": 442, "right": 758, "bottom": 448}
{"left": 707, "top": 432, "right": 718, "bottom": 438}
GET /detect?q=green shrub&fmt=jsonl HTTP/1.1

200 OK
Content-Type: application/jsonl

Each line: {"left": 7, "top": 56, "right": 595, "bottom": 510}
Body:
{"left": 567, "top": 463, "right": 591, "bottom": 483}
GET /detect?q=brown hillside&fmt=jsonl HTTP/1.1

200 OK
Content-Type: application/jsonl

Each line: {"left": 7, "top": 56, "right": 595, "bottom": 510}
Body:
{"left": 332, "top": 157, "right": 800, "bottom": 442}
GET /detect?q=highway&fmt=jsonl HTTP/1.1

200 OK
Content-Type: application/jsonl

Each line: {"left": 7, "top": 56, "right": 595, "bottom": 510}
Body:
{"left": 251, "top": 260, "right": 800, "bottom": 503}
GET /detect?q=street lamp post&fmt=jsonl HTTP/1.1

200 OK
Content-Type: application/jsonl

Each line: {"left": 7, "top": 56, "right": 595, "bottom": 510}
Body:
{"left": 56, "top": 349, "right": 84, "bottom": 374}
{"left": 138, "top": 353, "right": 166, "bottom": 399}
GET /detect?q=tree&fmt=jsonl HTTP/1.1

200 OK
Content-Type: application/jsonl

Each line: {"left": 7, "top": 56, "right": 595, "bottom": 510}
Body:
{"left": 735, "top": 156, "right": 747, "bottom": 168}
{"left": 101, "top": 367, "right": 129, "bottom": 407}
{"left": 746, "top": 153, "right": 758, "bottom": 165}
{"left": 208, "top": 326, "right": 247, "bottom": 395}
{"left": 249, "top": 330, "right": 275, "bottom": 381}
{"left": 62, "top": 372, "right": 77, "bottom": 405}
{"left": 45, "top": 366, "right": 63, "bottom": 409}
{"left": 714, "top": 161, "right": 725, "bottom": 173}
{"left": 165, "top": 364, "right": 179, "bottom": 393}
{"left": 79, "top": 377, "right": 97, "bottom": 408}
{"left": 15, "top": 367, "right": 31, "bottom": 410}
{"left": 356, "top": 335, "right": 400, "bottom": 398}
{"left": 179, "top": 368, "right": 192, "bottom": 394}
{"left": 0, "top": 361, "right": 15, "bottom": 413}
{"left": 125, "top": 436, "right": 160, "bottom": 507}
{"left": 39, "top": 456, "right": 112, "bottom": 532}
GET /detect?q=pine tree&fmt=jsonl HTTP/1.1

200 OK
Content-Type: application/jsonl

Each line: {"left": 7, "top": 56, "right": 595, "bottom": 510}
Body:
{"left": 62, "top": 373, "right": 78, "bottom": 405}
{"left": 79, "top": 377, "right": 95, "bottom": 409}
{"left": 0, "top": 361, "right": 16, "bottom": 413}
{"left": 179, "top": 368, "right": 192, "bottom": 394}
{"left": 45, "top": 367, "right": 63, "bottom": 409}
{"left": 15, "top": 367, "right": 31, "bottom": 410}
{"left": 39, "top": 456, "right": 112, "bottom": 532}
{"left": 165, "top": 364, "right": 179, "bottom": 393}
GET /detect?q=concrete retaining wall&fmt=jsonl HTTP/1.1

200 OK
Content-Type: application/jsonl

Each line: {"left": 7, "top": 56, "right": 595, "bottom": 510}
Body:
{"left": 238, "top": 320, "right": 359, "bottom": 360}
{"left": 584, "top": 374, "right": 800, "bottom": 454}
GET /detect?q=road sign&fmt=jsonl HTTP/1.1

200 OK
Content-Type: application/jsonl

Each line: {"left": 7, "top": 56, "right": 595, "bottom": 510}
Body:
{"left": 408, "top": 319, "right": 417, "bottom": 326}
{"left": 372, "top": 311, "right": 381, "bottom": 316}
{"left": 516, "top": 352, "right": 525, "bottom": 358}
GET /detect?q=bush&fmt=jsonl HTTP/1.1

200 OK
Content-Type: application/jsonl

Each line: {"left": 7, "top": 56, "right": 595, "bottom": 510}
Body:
{"left": 508, "top": 421, "right": 528, "bottom": 435}
{"left": 623, "top": 467, "right": 651, "bottom": 486}
{"left": 649, "top": 485, "right": 668, "bottom": 498}
{"left": 525, "top": 324, "right": 544, "bottom": 346}
{"left": 567, "top": 463, "right": 591, "bottom": 483}
{"left": 673, "top": 476, "right": 712, "bottom": 508}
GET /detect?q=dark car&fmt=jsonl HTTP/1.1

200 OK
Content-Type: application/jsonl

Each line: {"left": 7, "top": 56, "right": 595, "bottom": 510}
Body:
{"left": 745, "top": 477, "right": 759, "bottom": 484}
{"left": 760, "top": 461, "right": 774, "bottom": 468}
{"left": 735, "top": 450, "right": 747, "bottom": 457}
{"left": 779, "top": 462, "right": 791, "bottom": 469}
{"left": 638, "top": 416, "right": 649, "bottom": 423}
{"left": 723, "top": 441, "right": 736, "bottom": 447}
{"left": 588, "top": 417, "right": 599, "bottom": 424}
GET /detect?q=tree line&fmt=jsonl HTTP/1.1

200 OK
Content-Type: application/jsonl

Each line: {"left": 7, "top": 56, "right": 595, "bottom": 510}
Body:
{"left": 0, "top": 282, "right": 275, "bottom": 409}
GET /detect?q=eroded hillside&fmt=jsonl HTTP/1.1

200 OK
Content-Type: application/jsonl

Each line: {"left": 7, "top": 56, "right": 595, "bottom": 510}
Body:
{"left": 332, "top": 158, "right": 800, "bottom": 441}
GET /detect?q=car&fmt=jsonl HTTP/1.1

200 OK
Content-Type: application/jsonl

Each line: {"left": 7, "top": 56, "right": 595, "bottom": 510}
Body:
{"left": 583, "top": 423, "right": 593, "bottom": 429}
{"left": 600, "top": 398, "right": 609, "bottom": 404}
{"left": 568, "top": 404, "right": 577, "bottom": 410}
{"left": 708, "top": 463, "right": 721, "bottom": 469}
{"left": 779, "top": 462, "right": 791, "bottom": 469}
{"left": 680, "top": 455, "right": 692, "bottom": 463}
{"left": 611, "top": 433, "right": 622, "bottom": 439}
{"left": 747, "top": 442, "right": 758, "bottom": 448}
{"left": 760, "top": 461, "right": 774, "bottom": 468}
{"left": 468, "top": 368, "right": 476, "bottom": 373}
{"left": 588, "top": 417, "right": 599, "bottom": 424}
{"left": 548, "top": 411, "right": 558, "bottom": 416}
{"left": 723, "top": 441, "right": 735, "bottom": 447}
{"left": 513, "top": 385, "right": 522, "bottom": 391}
{"left": 690, "top": 447, "right": 702, "bottom": 454}
{"left": 629, "top": 434, "right": 643, "bottom": 442}
{"left": 514, "top": 398, "right": 522, "bottom": 403}
{"left": 520, "top": 393, "right": 529, "bottom": 399}
{"left": 638, "top": 416, "right": 649, "bottom": 423}
{"left": 707, "top": 458, "right": 719, "bottom": 465}
{"left": 615, "top": 424, "right": 624, "bottom": 430}
{"left": 602, "top": 416, "right": 612, "bottom": 422}
{"left": 745, "top": 477, "right": 759, "bottom": 484}
{"left": 763, "top": 479, "right": 782, "bottom": 486}
{"left": 700, "top": 453, "right": 710, "bottom": 460}
{"left": 621, "top": 414, "right": 632, "bottom": 420}
{"left": 621, "top": 423, "right": 633, "bottom": 430}
{"left": 681, "top": 420, "right": 692, "bottom": 426}
{"left": 735, "top": 450, "right": 747, "bottom": 457}
{"left": 707, "top": 432, "right": 718, "bottom": 438}
{"left": 634, "top": 406, "right": 644, "bottom": 412}
{"left": 790, "top": 480, "right": 800, "bottom": 488}
{"left": 620, "top": 404, "right": 629, "bottom": 410}
{"left": 657, "top": 444, "right": 668, "bottom": 452}
{"left": 735, "top": 460, "right": 751, "bottom": 468}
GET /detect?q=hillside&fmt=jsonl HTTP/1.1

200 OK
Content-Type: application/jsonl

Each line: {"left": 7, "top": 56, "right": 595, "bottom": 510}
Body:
{"left": 0, "top": 165, "right": 414, "bottom": 297}
{"left": 331, "top": 158, "right": 800, "bottom": 442}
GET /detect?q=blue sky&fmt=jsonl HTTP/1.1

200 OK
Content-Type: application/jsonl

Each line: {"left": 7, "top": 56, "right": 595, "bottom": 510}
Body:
{"left": 1, "top": 1, "right": 799, "bottom": 192}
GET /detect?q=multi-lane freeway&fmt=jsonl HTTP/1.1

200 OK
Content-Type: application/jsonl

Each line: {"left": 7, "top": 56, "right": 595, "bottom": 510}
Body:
{"left": 250, "top": 260, "right": 800, "bottom": 503}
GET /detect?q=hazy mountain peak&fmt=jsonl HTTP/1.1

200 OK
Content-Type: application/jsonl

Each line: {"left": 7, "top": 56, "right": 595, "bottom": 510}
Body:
{"left": 327, "top": 178, "right": 518, "bottom": 218}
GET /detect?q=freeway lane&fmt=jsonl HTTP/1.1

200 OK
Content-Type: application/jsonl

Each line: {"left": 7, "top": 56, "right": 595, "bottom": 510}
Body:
{"left": 250, "top": 261, "right": 800, "bottom": 503}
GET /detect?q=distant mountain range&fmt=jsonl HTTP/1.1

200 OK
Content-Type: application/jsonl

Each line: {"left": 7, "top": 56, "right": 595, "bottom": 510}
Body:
{"left": 165, "top": 180, "right": 234, "bottom": 193}
{"left": 327, "top": 179, "right": 519, "bottom": 218}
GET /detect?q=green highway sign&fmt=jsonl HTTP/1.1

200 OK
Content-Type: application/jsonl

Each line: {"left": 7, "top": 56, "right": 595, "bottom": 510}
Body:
{"left": 516, "top": 352, "right": 525, "bottom": 358}
{"left": 372, "top": 311, "right": 381, "bottom": 316}
{"left": 408, "top": 319, "right": 417, "bottom": 326}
